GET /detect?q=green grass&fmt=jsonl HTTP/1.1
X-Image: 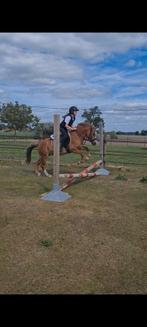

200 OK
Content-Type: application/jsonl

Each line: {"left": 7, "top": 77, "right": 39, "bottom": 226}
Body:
{"left": 106, "top": 144, "right": 147, "bottom": 153}
{"left": 0, "top": 139, "right": 38, "bottom": 161}
{"left": 40, "top": 240, "right": 53, "bottom": 248}
{"left": 115, "top": 174, "right": 128, "bottom": 181}
{"left": 0, "top": 130, "right": 35, "bottom": 137}
{"left": 0, "top": 162, "right": 147, "bottom": 294}
{"left": 90, "top": 144, "right": 147, "bottom": 166}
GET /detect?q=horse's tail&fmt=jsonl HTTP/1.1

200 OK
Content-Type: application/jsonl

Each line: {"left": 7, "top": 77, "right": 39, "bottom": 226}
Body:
{"left": 26, "top": 144, "right": 38, "bottom": 164}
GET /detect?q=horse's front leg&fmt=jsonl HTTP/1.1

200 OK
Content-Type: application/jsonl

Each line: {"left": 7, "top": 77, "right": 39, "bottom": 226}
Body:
{"left": 81, "top": 145, "right": 91, "bottom": 160}
{"left": 70, "top": 146, "right": 85, "bottom": 164}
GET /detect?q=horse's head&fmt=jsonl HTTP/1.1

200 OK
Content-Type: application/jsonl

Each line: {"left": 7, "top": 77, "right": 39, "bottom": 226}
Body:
{"left": 77, "top": 123, "right": 97, "bottom": 145}
{"left": 88, "top": 124, "right": 97, "bottom": 145}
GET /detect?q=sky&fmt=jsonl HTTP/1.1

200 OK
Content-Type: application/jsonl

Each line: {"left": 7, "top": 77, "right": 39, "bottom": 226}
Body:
{"left": 0, "top": 32, "right": 147, "bottom": 132}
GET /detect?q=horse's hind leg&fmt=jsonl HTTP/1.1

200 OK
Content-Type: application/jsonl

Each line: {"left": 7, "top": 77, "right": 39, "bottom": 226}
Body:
{"left": 41, "top": 154, "right": 50, "bottom": 177}
{"left": 35, "top": 158, "right": 43, "bottom": 176}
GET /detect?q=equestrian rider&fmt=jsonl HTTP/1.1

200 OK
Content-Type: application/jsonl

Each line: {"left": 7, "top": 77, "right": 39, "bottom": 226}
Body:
{"left": 60, "top": 106, "right": 79, "bottom": 152}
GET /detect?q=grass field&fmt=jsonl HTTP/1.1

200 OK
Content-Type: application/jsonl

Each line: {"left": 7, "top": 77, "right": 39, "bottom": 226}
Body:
{"left": 0, "top": 130, "right": 35, "bottom": 137}
{"left": 0, "top": 143, "right": 147, "bottom": 294}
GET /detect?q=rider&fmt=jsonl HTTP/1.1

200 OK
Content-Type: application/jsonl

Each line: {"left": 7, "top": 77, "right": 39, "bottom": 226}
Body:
{"left": 60, "top": 106, "right": 79, "bottom": 152}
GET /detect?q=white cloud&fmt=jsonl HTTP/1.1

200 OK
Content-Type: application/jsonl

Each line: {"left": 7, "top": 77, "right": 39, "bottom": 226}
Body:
{"left": 49, "top": 85, "right": 111, "bottom": 99}
{"left": 1, "top": 32, "right": 147, "bottom": 132}
{"left": 0, "top": 50, "right": 83, "bottom": 85}
{"left": 125, "top": 59, "right": 136, "bottom": 67}
{"left": 1, "top": 32, "right": 147, "bottom": 69}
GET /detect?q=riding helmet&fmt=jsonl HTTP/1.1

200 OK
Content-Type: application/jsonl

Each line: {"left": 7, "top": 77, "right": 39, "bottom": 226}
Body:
{"left": 69, "top": 106, "right": 79, "bottom": 114}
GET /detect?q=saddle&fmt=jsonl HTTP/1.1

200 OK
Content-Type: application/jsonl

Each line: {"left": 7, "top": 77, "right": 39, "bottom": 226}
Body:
{"left": 50, "top": 131, "right": 73, "bottom": 152}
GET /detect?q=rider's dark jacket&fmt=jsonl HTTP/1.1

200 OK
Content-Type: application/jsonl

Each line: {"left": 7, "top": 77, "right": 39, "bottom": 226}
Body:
{"left": 60, "top": 114, "right": 75, "bottom": 129}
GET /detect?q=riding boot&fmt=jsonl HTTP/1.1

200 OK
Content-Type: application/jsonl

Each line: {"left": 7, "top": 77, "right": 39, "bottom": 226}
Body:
{"left": 60, "top": 145, "right": 63, "bottom": 153}
{"left": 65, "top": 145, "right": 70, "bottom": 153}
{"left": 60, "top": 143, "right": 66, "bottom": 153}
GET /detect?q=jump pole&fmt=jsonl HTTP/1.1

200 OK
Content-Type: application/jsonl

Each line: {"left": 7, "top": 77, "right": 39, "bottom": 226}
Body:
{"left": 41, "top": 114, "right": 72, "bottom": 202}
{"left": 60, "top": 160, "right": 104, "bottom": 191}
{"left": 60, "top": 158, "right": 109, "bottom": 191}
{"left": 43, "top": 159, "right": 109, "bottom": 191}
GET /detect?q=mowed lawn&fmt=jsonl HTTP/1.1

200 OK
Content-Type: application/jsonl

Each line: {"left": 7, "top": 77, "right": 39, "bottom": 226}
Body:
{"left": 0, "top": 153, "right": 147, "bottom": 293}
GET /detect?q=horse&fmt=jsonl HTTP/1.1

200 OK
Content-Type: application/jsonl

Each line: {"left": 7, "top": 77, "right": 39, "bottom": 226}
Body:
{"left": 26, "top": 122, "right": 97, "bottom": 176}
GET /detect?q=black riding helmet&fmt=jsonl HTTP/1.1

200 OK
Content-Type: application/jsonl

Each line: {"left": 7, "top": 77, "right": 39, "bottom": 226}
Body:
{"left": 69, "top": 106, "right": 79, "bottom": 114}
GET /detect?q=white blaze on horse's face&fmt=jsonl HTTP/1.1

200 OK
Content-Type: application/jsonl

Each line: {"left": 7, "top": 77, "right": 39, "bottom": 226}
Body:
{"left": 90, "top": 126, "right": 97, "bottom": 145}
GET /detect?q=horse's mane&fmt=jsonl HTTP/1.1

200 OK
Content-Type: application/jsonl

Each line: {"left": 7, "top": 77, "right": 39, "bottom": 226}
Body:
{"left": 77, "top": 122, "right": 91, "bottom": 126}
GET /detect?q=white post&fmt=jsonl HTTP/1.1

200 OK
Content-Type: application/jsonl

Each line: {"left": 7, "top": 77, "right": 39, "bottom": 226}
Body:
{"left": 99, "top": 120, "right": 104, "bottom": 167}
{"left": 96, "top": 120, "right": 109, "bottom": 176}
{"left": 41, "top": 114, "right": 71, "bottom": 202}
{"left": 53, "top": 114, "right": 60, "bottom": 190}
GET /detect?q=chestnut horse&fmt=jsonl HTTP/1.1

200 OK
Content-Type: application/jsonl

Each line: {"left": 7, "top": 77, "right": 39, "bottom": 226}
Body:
{"left": 26, "top": 122, "right": 97, "bottom": 176}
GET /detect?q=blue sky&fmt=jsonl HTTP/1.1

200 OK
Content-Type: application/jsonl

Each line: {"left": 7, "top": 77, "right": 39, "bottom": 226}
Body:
{"left": 0, "top": 32, "right": 147, "bottom": 131}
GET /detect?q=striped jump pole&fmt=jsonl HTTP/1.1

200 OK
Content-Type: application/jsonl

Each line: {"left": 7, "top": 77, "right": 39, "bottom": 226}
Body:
{"left": 60, "top": 160, "right": 102, "bottom": 178}
{"left": 60, "top": 172, "right": 100, "bottom": 178}
{"left": 61, "top": 159, "right": 110, "bottom": 191}
{"left": 41, "top": 155, "right": 109, "bottom": 194}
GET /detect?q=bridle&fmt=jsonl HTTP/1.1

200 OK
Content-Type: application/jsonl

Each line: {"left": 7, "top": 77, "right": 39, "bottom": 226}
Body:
{"left": 86, "top": 125, "right": 97, "bottom": 144}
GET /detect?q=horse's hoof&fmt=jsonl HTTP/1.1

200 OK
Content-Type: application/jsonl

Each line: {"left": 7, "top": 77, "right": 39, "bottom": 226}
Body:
{"left": 44, "top": 169, "right": 49, "bottom": 177}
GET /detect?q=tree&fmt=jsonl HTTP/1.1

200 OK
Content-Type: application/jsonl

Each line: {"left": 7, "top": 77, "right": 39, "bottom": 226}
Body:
{"left": 0, "top": 101, "right": 40, "bottom": 135}
{"left": 34, "top": 122, "right": 54, "bottom": 138}
{"left": 109, "top": 131, "right": 118, "bottom": 139}
{"left": 141, "top": 130, "right": 147, "bottom": 135}
{"left": 81, "top": 106, "right": 104, "bottom": 129}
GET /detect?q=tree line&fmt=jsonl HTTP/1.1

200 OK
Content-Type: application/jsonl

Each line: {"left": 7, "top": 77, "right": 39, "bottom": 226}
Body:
{"left": 0, "top": 102, "right": 103, "bottom": 137}
{"left": 1, "top": 101, "right": 146, "bottom": 136}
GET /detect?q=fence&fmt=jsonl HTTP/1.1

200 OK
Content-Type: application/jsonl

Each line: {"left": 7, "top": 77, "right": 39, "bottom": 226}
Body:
{"left": 0, "top": 133, "right": 147, "bottom": 166}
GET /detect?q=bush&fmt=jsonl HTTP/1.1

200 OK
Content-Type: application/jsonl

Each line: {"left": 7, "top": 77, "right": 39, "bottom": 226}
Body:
{"left": 109, "top": 131, "right": 118, "bottom": 140}
{"left": 34, "top": 123, "right": 53, "bottom": 138}
{"left": 40, "top": 240, "right": 53, "bottom": 247}
{"left": 139, "top": 176, "right": 147, "bottom": 183}
{"left": 115, "top": 174, "right": 128, "bottom": 181}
